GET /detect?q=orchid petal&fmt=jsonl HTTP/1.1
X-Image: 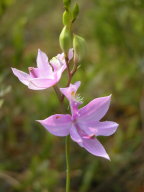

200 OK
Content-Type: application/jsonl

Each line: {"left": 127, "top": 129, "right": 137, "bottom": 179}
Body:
{"left": 50, "top": 48, "right": 73, "bottom": 72}
{"left": 50, "top": 57, "right": 63, "bottom": 71}
{"left": 83, "top": 138, "right": 110, "bottom": 160}
{"left": 56, "top": 48, "right": 73, "bottom": 62}
{"left": 37, "top": 49, "right": 48, "bottom": 68}
{"left": 54, "top": 66, "right": 65, "bottom": 82}
{"left": 60, "top": 82, "right": 82, "bottom": 118}
{"left": 78, "top": 95, "right": 111, "bottom": 122}
{"left": 70, "top": 125, "right": 82, "bottom": 143}
{"left": 28, "top": 78, "right": 56, "bottom": 90}
{"left": 37, "top": 49, "right": 52, "bottom": 75}
{"left": 37, "top": 114, "right": 72, "bottom": 136}
{"left": 88, "top": 121, "right": 119, "bottom": 136}
{"left": 60, "top": 81, "right": 81, "bottom": 101}
{"left": 11, "top": 68, "right": 30, "bottom": 86}
{"left": 77, "top": 121, "right": 95, "bottom": 137}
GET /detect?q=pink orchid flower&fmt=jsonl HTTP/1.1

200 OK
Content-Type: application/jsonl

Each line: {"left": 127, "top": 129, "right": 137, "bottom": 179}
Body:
{"left": 37, "top": 82, "right": 118, "bottom": 160}
{"left": 11, "top": 49, "right": 73, "bottom": 90}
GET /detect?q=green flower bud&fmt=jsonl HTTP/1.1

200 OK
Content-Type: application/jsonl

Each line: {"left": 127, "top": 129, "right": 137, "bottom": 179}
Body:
{"left": 63, "top": 0, "right": 71, "bottom": 8}
{"left": 73, "top": 34, "right": 86, "bottom": 61}
{"left": 59, "top": 26, "right": 72, "bottom": 53}
{"left": 72, "top": 3, "right": 79, "bottom": 22}
{"left": 63, "top": 11, "right": 72, "bottom": 26}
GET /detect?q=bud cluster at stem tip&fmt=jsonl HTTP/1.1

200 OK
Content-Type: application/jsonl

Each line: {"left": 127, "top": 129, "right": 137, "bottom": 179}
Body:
{"left": 60, "top": 0, "right": 86, "bottom": 61}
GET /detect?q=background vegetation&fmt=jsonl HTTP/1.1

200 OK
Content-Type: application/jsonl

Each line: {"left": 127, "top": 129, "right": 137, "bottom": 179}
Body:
{"left": 0, "top": 0, "right": 144, "bottom": 191}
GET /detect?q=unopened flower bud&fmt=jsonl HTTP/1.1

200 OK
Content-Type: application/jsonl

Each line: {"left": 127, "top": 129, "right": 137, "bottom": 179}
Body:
{"left": 63, "top": 11, "right": 72, "bottom": 26}
{"left": 59, "top": 26, "right": 72, "bottom": 53}
{"left": 72, "top": 3, "right": 79, "bottom": 22}
{"left": 73, "top": 34, "right": 86, "bottom": 61}
{"left": 63, "top": 0, "right": 71, "bottom": 9}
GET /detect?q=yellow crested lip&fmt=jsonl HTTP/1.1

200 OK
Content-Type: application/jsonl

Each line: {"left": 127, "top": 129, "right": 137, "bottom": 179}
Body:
{"left": 71, "top": 91, "right": 76, "bottom": 97}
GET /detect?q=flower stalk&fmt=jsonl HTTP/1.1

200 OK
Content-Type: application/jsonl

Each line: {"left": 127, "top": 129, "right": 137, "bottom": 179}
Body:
{"left": 64, "top": 53, "right": 72, "bottom": 192}
{"left": 66, "top": 135, "right": 71, "bottom": 192}
{"left": 59, "top": 2, "right": 81, "bottom": 191}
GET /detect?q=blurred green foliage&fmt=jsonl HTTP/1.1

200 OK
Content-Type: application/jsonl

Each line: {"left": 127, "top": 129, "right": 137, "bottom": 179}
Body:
{"left": 0, "top": 0, "right": 144, "bottom": 191}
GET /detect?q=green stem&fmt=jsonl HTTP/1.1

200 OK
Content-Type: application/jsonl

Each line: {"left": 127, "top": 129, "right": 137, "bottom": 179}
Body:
{"left": 66, "top": 135, "right": 70, "bottom": 192}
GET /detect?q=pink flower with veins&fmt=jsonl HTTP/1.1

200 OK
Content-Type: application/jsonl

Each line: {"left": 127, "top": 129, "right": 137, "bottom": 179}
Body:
{"left": 37, "top": 82, "right": 118, "bottom": 160}
{"left": 11, "top": 49, "right": 73, "bottom": 90}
